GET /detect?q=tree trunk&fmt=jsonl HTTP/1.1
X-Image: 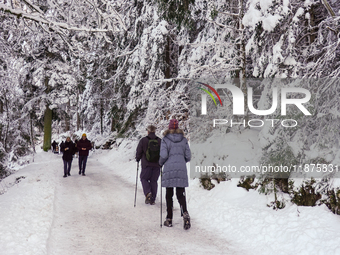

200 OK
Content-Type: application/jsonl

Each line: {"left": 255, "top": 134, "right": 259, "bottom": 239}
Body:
{"left": 0, "top": 100, "right": 2, "bottom": 142}
{"left": 236, "top": 0, "right": 248, "bottom": 124}
{"left": 3, "top": 95, "right": 10, "bottom": 152}
{"left": 65, "top": 99, "right": 70, "bottom": 132}
{"left": 165, "top": 35, "right": 171, "bottom": 89}
{"left": 321, "top": 0, "right": 335, "bottom": 17}
{"left": 76, "top": 89, "right": 80, "bottom": 131}
{"left": 111, "top": 116, "right": 116, "bottom": 132}
{"left": 100, "top": 100, "right": 104, "bottom": 135}
{"left": 43, "top": 105, "right": 52, "bottom": 151}
{"left": 100, "top": 82, "right": 104, "bottom": 135}
{"left": 309, "top": 7, "right": 316, "bottom": 44}
{"left": 77, "top": 111, "right": 80, "bottom": 131}
{"left": 238, "top": 0, "right": 246, "bottom": 88}
{"left": 30, "top": 111, "right": 36, "bottom": 153}
{"left": 4, "top": 118, "right": 9, "bottom": 152}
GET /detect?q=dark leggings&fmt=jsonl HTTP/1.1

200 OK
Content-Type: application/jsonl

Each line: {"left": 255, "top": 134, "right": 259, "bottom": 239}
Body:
{"left": 165, "top": 187, "right": 187, "bottom": 219}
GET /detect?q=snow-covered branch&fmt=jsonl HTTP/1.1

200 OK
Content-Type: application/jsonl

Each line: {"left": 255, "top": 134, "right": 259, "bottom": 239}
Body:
{"left": 206, "top": 18, "right": 239, "bottom": 30}
{"left": 0, "top": 3, "right": 121, "bottom": 33}
{"left": 20, "top": 0, "right": 44, "bottom": 15}
{"left": 321, "top": 0, "right": 336, "bottom": 17}
{"left": 151, "top": 78, "right": 191, "bottom": 83}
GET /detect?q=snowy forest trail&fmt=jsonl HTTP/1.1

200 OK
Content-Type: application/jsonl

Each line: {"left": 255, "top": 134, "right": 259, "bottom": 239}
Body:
{"left": 46, "top": 154, "right": 242, "bottom": 255}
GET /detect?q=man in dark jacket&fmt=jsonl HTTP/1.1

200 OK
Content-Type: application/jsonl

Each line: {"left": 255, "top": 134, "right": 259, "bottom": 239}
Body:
{"left": 136, "top": 125, "right": 161, "bottom": 205}
{"left": 60, "top": 137, "right": 75, "bottom": 178}
{"left": 77, "top": 133, "right": 92, "bottom": 176}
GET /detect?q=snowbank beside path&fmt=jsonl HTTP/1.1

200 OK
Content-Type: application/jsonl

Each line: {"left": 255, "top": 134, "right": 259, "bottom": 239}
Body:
{"left": 0, "top": 150, "right": 58, "bottom": 255}
{"left": 189, "top": 179, "right": 340, "bottom": 255}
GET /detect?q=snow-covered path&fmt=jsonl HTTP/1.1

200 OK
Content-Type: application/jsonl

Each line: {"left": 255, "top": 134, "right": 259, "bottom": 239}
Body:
{"left": 0, "top": 150, "right": 244, "bottom": 255}
{"left": 46, "top": 155, "right": 241, "bottom": 255}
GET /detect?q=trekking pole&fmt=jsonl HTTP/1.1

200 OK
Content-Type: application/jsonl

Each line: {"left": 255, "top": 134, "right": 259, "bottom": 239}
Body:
{"left": 134, "top": 162, "right": 139, "bottom": 207}
{"left": 160, "top": 167, "right": 162, "bottom": 228}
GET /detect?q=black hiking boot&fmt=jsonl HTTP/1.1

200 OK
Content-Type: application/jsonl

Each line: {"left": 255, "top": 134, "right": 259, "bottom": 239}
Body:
{"left": 164, "top": 218, "right": 172, "bottom": 227}
{"left": 79, "top": 171, "right": 81, "bottom": 175}
{"left": 68, "top": 172, "right": 71, "bottom": 176}
{"left": 145, "top": 192, "right": 152, "bottom": 204}
{"left": 183, "top": 212, "right": 191, "bottom": 230}
{"left": 63, "top": 175, "right": 67, "bottom": 178}
{"left": 82, "top": 173, "right": 86, "bottom": 176}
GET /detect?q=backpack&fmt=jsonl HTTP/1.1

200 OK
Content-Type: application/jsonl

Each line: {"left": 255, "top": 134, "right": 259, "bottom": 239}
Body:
{"left": 146, "top": 137, "right": 160, "bottom": 162}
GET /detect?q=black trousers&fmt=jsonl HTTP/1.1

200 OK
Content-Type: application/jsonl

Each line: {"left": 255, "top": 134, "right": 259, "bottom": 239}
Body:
{"left": 140, "top": 166, "right": 160, "bottom": 202}
{"left": 63, "top": 160, "right": 72, "bottom": 175}
{"left": 165, "top": 187, "right": 187, "bottom": 219}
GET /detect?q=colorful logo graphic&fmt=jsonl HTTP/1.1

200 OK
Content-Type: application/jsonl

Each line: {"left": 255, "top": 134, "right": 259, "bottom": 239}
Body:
{"left": 198, "top": 82, "right": 311, "bottom": 116}
{"left": 197, "top": 82, "right": 223, "bottom": 107}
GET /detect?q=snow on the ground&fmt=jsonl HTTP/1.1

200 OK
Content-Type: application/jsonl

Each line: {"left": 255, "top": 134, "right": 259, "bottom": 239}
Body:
{"left": 0, "top": 144, "right": 241, "bottom": 255}
{"left": 1, "top": 130, "right": 340, "bottom": 255}
{"left": 45, "top": 153, "right": 240, "bottom": 255}
{"left": 0, "top": 150, "right": 56, "bottom": 255}
{"left": 189, "top": 179, "right": 340, "bottom": 255}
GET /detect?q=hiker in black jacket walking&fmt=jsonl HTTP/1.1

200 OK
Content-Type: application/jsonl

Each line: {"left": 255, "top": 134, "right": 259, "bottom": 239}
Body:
{"left": 60, "top": 137, "right": 75, "bottom": 178}
{"left": 136, "top": 125, "right": 161, "bottom": 205}
{"left": 77, "top": 133, "right": 92, "bottom": 176}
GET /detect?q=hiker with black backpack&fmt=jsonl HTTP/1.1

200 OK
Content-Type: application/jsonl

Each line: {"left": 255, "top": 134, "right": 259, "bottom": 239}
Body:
{"left": 136, "top": 125, "right": 161, "bottom": 205}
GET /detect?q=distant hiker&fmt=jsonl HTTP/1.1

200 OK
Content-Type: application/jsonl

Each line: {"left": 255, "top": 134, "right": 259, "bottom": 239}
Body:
{"left": 159, "top": 119, "right": 191, "bottom": 230}
{"left": 77, "top": 133, "right": 92, "bottom": 176}
{"left": 136, "top": 125, "right": 161, "bottom": 205}
{"left": 60, "top": 137, "right": 75, "bottom": 178}
{"left": 52, "top": 140, "right": 58, "bottom": 153}
{"left": 60, "top": 141, "right": 65, "bottom": 154}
